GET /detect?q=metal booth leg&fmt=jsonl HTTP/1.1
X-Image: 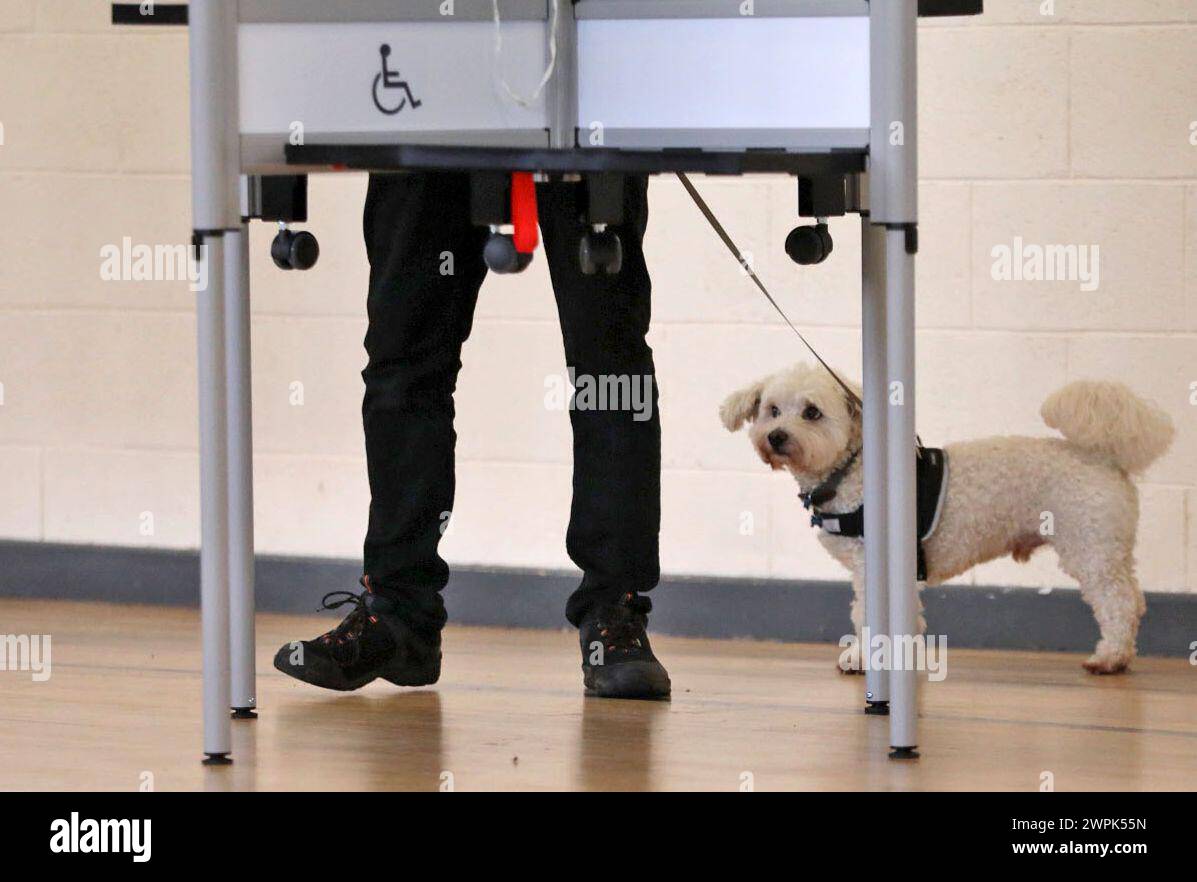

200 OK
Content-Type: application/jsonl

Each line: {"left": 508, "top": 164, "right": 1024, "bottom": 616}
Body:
{"left": 861, "top": 218, "right": 890, "bottom": 716}
{"left": 190, "top": 0, "right": 241, "bottom": 764}
{"left": 197, "top": 232, "right": 233, "bottom": 764}
{"left": 869, "top": 0, "right": 920, "bottom": 759}
{"left": 225, "top": 225, "right": 257, "bottom": 720}
{"left": 884, "top": 227, "right": 919, "bottom": 759}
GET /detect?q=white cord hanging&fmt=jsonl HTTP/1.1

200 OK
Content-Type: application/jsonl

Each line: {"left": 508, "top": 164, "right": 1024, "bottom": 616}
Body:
{"left": 492, "top": 0, "right": 560, "bottom": 108}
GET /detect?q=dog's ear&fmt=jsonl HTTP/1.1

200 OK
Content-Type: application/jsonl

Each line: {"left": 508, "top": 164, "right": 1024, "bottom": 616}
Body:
{"left": 720, "top": 380, "right": 765, "bottom": 432}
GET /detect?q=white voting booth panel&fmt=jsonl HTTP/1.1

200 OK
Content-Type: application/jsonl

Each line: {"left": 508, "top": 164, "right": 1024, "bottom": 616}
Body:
{"left": 109, "top": 0, "right": 961, "bottom": 767}
{"left": 238, "top": 14, "right": 872, "bottom": 167}
{"left": 238, "top": 21, "right": 551, "bottom": 168}
{"left": 576, "top": 17, "right": 871, "bottom": 149}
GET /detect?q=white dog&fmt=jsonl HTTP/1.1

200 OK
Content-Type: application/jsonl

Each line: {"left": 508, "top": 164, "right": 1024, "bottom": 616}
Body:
{"left": 720, "top": 364, "right": 1175, "bottom": 674}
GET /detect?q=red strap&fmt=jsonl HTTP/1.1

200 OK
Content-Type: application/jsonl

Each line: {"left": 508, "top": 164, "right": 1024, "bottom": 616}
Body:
{"left": 510, "top": 172, "right": 539, "bottom": 254}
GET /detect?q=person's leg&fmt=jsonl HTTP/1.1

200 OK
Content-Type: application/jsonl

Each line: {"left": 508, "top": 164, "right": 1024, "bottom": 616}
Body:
{"left": 274, "top": 172, "right": 486, "bottom": 692}
{"left": 536, "top": 176, "right": 668, "bottom": 700}
{"left": 361, "top": 171, "right": 488, "bottom": 634}
{"left": 537, "top": 176, "right": 661, "bottom": 627}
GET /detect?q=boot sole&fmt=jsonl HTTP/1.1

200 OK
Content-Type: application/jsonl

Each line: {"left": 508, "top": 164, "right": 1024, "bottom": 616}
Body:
{"left": 380, "top": 656, "right": 441, "bottom": 687}
{"left": 583, "top": 662, "right": 672, "bottom": 700}
{"left": 273, "top": 653, "right": 440, "bottom": 691}
{"left": 273, "top": 654, "right": 376, "bottom": 691}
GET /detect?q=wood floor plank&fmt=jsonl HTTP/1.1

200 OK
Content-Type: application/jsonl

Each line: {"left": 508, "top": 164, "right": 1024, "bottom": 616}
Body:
{"left": 1, "top": 599, "right": 1194, "bottom": 791}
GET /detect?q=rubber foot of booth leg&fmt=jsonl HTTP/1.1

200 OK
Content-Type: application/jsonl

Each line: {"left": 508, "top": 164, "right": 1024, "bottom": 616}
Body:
{"left": 888, "top": 746, "right": 920, "bottom": 761}
{"left": 864, "top": 700, "right": 890, "bottom": 716}
{"left": 231, "top": 707, "right": 258, "bottom": 720}
{"left": 202, "top": 753, "right": 233, "bottom": 766}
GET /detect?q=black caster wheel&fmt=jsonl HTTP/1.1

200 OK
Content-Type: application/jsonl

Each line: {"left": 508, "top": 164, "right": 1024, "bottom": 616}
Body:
{"left": 271, "top": 229, "right": 320, "bottom": 271}
{"left": 785, "top": 222, "right": 833, "bottom": 266}
{"left": 484, "top": 233, "right": 532, "bottom": 274}
{"left": 579, "top": 230, "right": 623, "bottom": 275}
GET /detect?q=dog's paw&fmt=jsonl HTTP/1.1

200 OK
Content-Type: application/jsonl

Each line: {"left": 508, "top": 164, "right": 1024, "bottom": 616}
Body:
{"left": 1082, "top": 653, "right": 1131, "bottom": 675}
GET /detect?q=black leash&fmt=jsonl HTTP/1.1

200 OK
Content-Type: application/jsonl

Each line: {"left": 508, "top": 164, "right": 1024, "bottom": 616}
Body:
{"left": 675, "top": 172, "right": 861, "bottom": 410}
{"left": 677, "top": 172, "right": 925, "bottom": 454}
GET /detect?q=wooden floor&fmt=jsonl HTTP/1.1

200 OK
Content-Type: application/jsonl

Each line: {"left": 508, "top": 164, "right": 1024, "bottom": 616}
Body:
{"left": 2, "top": 598, "right": 1195, "bottom": 791}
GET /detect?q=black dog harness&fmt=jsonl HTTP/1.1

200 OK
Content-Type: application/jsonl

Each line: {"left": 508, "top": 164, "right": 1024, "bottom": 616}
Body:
{"left": 802, "top": 448, "right": 949, "bottom": 582}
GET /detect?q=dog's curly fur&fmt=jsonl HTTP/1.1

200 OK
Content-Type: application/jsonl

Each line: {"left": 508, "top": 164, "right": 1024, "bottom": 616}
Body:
{"left": 721, "top": 364, "right": 1175, "bottom": 674}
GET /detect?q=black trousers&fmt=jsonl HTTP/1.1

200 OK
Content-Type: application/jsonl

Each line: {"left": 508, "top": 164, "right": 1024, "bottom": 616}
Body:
{"left": 361, "top": 172, "right": 660, "bottom": 633}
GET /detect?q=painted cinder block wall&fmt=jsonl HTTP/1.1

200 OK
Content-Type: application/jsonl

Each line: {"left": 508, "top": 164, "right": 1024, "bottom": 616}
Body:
{"left": 0, "top": 0, "right": 1194, "bottom": 594}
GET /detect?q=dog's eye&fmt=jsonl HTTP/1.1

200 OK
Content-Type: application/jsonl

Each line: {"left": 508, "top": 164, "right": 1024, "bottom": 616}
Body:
{"left": 769, "top": 405, "right": 781, "bottom": 418}
{"left": 802, "top": 404, "right": 823, "bottom": 421}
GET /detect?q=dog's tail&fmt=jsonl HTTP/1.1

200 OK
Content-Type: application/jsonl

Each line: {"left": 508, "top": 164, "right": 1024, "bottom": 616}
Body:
{"left": 1040, "top": 380, "right": 1174, "bottom": 474}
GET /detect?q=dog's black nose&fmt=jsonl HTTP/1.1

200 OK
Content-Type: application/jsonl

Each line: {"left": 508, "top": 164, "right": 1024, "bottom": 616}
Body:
{"left": 768, "top": 429, "right": 789, "bottom": 451}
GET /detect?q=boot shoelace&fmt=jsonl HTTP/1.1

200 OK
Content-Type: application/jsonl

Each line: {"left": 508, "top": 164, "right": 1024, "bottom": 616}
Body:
{"left": 318, "top": 590, "right": 380, "bottom": 657}
{"left": 597, "top": 592, "right": 651, "bottom": 655}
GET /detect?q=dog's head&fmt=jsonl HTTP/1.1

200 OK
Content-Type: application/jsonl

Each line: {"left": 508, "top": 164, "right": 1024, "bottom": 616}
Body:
{"left": 720, "top": 364, "right": 862, "bottom": 479}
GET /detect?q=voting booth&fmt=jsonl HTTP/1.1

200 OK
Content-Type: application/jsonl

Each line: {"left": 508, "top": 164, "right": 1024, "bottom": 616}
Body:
{"left": 112, "top": 0, "right": 984, "bottom": 765}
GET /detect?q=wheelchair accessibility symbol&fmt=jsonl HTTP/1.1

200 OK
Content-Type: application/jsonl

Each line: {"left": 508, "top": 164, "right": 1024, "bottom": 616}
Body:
{"left": 372, "top": 44, "right": 422, "bottom": 115}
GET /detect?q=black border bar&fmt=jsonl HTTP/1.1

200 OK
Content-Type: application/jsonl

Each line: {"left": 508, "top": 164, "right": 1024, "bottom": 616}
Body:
{"left": 112, "top": 3, "right": 188, "bottom": 26}
{"left": 920, "top": 0, "right": 984, "bottom": 15}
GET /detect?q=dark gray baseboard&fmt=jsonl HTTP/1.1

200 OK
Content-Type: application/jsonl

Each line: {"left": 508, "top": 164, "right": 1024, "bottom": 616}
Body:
{"left": 1, "top": 540, "right": 1194, "bottom": 658}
